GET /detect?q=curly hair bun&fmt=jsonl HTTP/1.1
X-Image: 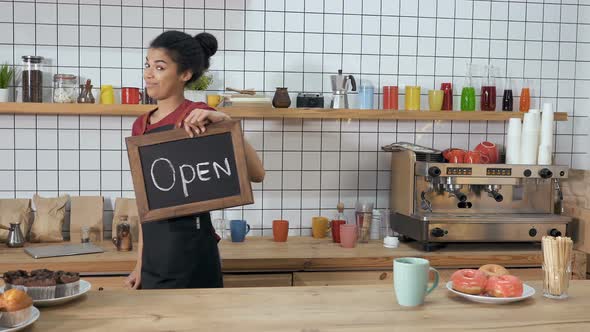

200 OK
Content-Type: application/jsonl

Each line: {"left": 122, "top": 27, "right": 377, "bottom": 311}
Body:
{"left": 194, "top": 32, "right": 218, "bottom": 58}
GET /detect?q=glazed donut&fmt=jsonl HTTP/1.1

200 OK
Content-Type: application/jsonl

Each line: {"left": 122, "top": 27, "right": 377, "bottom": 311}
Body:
{"left": 485, "top": 275, "right": 523, "bottom": 297}
{"left": 478, "top": 264, "right": 509, "bottom": 277}
{"left": 451, "top": 269, "right": 488, "bottom": 295}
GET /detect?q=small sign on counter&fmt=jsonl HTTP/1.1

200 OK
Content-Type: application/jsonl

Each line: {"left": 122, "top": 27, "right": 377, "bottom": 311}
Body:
{"left": 126, "top": 120, "right": 253, "bottom": 223}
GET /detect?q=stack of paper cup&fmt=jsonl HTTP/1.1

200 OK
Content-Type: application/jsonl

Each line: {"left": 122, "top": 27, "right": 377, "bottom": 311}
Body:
{"left": 506, "top": 118, "right": 522, "bottom": 164}
{"left": 521, "top": 109, "right": 541, "bottom": 164}
{"left": 538, "top": 103, "right": 554, "bottom": 165}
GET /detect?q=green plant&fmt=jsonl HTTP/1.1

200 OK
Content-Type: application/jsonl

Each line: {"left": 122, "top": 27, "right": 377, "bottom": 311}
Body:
{"left": 0, "top": 63, "right": 14, "bottom": 89}
{"left": 185, "top": 73, "right": 213, "bottom": 91}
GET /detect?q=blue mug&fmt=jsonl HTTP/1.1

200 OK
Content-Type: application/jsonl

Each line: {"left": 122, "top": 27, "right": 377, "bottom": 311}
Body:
{"left": 230, "top": 220, "right": 250, "bottom": 242}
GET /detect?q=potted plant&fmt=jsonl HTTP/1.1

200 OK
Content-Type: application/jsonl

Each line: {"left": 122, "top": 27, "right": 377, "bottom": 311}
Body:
{"left": 0, "top": 63, "right": 14, "bottom": 102}
{"left": 184, "top": 73, "right": 213, "bottom": 103}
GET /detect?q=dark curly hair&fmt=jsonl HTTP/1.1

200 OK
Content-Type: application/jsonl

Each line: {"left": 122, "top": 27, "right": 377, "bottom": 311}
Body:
{"left": 149, "top": 30, "right": 218, "bottom": 85}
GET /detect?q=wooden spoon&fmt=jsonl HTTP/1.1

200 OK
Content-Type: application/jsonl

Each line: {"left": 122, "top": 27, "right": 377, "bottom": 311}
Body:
{"left": 225, "top": 87, "right": 256, "bottom": 95}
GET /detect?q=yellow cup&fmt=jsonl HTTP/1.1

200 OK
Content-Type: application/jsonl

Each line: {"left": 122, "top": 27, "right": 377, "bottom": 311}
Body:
{"left": 405, "top": 86, "right": 421, "bottom": 111}
{"left": 100, "top": 85, "right": 114, "bottom": 104}
{"left": 207, "top": 94, "right": 223, "bottom": 107}
{"left": 312, "top": 217, "right": 330, "bottom": 239}
{"left": 428, "top": 90, "right": 444, "bottom": 111}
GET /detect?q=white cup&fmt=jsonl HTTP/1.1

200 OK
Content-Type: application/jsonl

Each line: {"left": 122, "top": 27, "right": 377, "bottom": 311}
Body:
{"left": 384, "top": 236, "right": 399, "bottom": 248}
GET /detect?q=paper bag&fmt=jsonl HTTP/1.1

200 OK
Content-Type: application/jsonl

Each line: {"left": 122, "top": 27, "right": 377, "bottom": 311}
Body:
{"left": 30, "top": 194, "right": 69, "bottom": 242}
{"left": 112, "top": 198, "right": 140, "bottom": 242}
{"left": 0, "top": 199, "right": 32, "bottom": 242}
{"left": 70, "top": 196, "right": 104, "bottom": 243}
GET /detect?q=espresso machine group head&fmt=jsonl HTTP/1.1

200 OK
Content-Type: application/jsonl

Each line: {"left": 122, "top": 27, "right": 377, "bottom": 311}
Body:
{"left": 386, "top": 144, "right": 570, "bottom": 251}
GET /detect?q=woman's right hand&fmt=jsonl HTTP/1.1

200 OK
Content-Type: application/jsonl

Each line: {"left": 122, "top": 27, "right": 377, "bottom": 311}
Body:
{"left": 125, "top": 264, "right": 141, "bottom": 290}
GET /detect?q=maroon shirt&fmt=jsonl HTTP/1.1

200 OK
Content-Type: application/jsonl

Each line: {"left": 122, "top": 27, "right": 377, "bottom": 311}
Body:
{"left": 131, "top": 100, "right": 215, "bottom": 136}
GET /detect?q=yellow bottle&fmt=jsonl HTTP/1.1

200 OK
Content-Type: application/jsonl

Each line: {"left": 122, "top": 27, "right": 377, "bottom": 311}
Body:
{"left": 100, "top": 85, "right": 114, "bottom": 104}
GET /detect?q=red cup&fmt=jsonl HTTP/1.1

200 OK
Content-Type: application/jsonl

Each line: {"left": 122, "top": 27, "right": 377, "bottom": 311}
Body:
{"left": 340, "top": 224, "right": 357, "bottom": 248}
{"left": 383, "top": 86, "right": 399, "bottom": 110}
{"left": 464, "top": 151, "right": 479, "bottom": 164}
{"left": 122, "top": 87, "right": 142, "bottom": 104}
{"left": 441, "top": 82, "right": 453, "bottom": 111}
{"left": 272, "top": 220, "right": 289, "bottom": 242}
{"left": 443, "top": 148, "right": 466, "bottom": 163}
{"left": 474, "top": 141, "right": 498, "bottom": 164}
{"left": 331, "top": 220, "right": 346, "bottom": 243}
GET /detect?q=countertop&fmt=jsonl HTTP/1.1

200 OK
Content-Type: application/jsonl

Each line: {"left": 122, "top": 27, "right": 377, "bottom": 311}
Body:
{"left": 3, "top": 237, "right": 584, "bottom": 277}
{"left": 26, "top": 281, "right": 590, "bottom": 331}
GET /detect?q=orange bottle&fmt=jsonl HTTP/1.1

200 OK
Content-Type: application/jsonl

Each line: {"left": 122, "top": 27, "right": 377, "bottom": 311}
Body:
{"left": 519, "top": 88, "right": 530, "bottom": 113}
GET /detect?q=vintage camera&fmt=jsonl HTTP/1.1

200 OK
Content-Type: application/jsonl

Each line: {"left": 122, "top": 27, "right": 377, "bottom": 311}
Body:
{"left": 296, "top": 93, "right": 324, "bottom": 108}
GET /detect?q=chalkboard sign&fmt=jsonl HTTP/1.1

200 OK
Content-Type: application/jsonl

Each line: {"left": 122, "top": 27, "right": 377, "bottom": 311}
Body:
{"left": 126, "top": 120, "right": 253, "bottom": 223}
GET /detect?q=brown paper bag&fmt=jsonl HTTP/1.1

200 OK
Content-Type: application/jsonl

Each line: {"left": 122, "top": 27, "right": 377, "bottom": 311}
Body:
{"left": 30, "top": 194, "right": 69, "bottom": 243}
{"left": 112, "top": 198, "right": 140, "bottom": 242}
{"left": 0, "top": 199, "right": 32, "bottom": 242}
{"left": 70, "top": 196, "right": 104, "bottom": 243}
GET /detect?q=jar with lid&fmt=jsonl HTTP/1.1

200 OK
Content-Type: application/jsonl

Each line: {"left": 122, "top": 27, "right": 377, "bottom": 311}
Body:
{"left": 355, "top": 202, "right": 374, "bottom": 243}
{"left": 22, "top": 55, "right": 44, "bottom": 102}
{"left": 53, "top": 74, "right": 77, "bottom": 103}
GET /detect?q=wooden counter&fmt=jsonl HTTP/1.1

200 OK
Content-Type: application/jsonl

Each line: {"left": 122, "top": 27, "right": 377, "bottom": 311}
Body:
{"left": 27, "top": 281, "right": 590, "bottom": 331}
{"left": 0, "top": 237, "right": 551, "bottom": 273}
{"left": 0, "top": 237, "right": 586, "bottom": 280}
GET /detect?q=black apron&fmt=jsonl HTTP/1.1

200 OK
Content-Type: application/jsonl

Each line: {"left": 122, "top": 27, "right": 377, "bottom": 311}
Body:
{"left": 140, "top": 124, "right": 223, "bottom": 289}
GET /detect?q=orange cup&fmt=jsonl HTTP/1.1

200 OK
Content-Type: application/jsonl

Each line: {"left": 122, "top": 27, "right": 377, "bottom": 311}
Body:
{"left": 312, "top": 217, "right": 330, "bottom": 239}
{"left": 465, "top": 151, "right": 481, "bottom": 164}
{"left": 340, "top": 224, "right": 357, "bottom": 248}
{"left": 272, "top": 220, "right": 289, "bottom": 242}
{"left": 444, "top": 148, "right": 466, "bottom": 163}
{"left": 474, "top": 141, "right": 498, "bottom": 164}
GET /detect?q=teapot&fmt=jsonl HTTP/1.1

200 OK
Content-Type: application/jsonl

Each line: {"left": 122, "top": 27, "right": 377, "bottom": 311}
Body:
{"left": 0, "top": 222, "right": 25, "bottom": 248}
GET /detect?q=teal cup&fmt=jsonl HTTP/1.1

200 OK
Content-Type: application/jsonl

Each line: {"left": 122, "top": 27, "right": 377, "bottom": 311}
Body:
{"left": 393, "top": 257, "right": 439, "bottom": 307}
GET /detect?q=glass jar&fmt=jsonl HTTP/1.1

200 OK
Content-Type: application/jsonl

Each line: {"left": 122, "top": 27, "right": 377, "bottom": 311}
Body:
{"left": 53, "top": 74, "right": 77, "bottom": 103}
{"left": 355, "top": 202, "right": 374, "bottom": 243}
{"left": 22, "top": 55, "right": 44, "bottom": 102}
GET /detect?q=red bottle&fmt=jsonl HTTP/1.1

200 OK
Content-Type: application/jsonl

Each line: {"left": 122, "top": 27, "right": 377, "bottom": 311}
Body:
{"left": 481, "top": 86, "right": 497, "bottom": 111}
{"left": 440, "top": 83, "right": 453, "bottom": 111}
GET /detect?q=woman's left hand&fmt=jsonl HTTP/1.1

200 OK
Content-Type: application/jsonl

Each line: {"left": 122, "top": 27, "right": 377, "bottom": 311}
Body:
{"left": 183, "top": 109, "right": 231, "bottom": 137}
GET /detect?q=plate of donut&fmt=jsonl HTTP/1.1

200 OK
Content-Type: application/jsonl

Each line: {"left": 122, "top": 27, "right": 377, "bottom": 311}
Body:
{"left": 446, "top": 264, "right": 535, "bottom": 304}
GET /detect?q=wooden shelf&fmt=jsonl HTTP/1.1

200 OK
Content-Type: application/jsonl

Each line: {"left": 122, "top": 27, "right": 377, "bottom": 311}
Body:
{"left": 0, "top": 102, "right": 569, "bottom": 121}
{"left": 0, "top": 102, "right": 156, "bottom": 116}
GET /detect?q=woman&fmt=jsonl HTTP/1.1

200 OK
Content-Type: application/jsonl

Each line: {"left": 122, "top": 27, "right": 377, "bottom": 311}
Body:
{"left": 125, "top": 31, "right": 265, "bottom": 289}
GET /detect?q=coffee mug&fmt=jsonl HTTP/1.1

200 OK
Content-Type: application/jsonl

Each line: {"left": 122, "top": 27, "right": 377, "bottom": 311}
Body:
{"left": 207, "top": 94, "right": 223, "bottom": 107}
{"left": 443, "top": 148, "right": 466, "bottom": 163}
{"left": 272, "top": 220, "right": 289, "bottom": 242}
{"left": 339, "top": 224, "right": 357, "bottom": 248}
{"left": 100, "top": 85, "right": 114, "bottom": 104}
{"left": 122, "top": 87, "right": 142, "bottom": 104}
{"left": 331, "top": 220, "right": 346, "bottom": 243}
{"left": 393, "top": 257, "right": 439, "bottom": 307}
{"left": 230, "top": 219, "right": 250, "bottom": 242}
{"left": 474, "top": 141, "right": 498, "bottom": 164}
{"left": 312, "top": 216, "right": 330, "bottom": 239}
{"left": 464, "top": 150, "right": 489, "bottom": 164}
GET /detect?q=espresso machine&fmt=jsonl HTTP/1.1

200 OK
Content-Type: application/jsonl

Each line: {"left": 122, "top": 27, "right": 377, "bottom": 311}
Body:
{"left": 385, "top": 143, "right": 571, "bottom": 251}
{"left": 330, "top": 69, "right": 356, "bottom": 109}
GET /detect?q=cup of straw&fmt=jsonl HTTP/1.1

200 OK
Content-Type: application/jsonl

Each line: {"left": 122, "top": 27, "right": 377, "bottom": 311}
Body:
{"left": 542, "top": 236, "right": 573, "bottom": 299}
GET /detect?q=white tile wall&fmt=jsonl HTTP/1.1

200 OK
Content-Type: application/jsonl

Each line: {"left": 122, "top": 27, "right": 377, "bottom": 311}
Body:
{"left": 0, "top": 0, "right": 588, "bottom": 235}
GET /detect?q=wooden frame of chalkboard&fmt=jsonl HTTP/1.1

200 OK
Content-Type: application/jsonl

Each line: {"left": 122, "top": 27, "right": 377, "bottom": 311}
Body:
{"left": 126, "top": 120, "right": 253, "bottom": 223}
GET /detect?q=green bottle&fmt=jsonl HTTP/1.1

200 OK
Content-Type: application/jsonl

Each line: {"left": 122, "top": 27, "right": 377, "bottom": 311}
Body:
{"left": 460, "top": 63, "right": 476, "bottom": 111}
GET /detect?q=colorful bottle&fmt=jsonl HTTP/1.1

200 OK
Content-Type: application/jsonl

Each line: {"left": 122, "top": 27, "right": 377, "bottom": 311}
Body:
{"left": 520, "top": 87, "right": 531, "bottom": 113}
{"left": 441, "top": 82, "right": 453, "bottom": 111}
{"left": 461, "top": 63, "right": 476, "bottom": 111}
{"left": 480, "top": 65, "right": 496, "bottom": 111}
{"left": 502, "top": 78, "right": 513, "bottom": 111}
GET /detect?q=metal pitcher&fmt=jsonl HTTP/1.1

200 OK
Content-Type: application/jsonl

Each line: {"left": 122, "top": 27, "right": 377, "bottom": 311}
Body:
{"left": 4, "top": 222, "right": 25, "bottom": 248}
